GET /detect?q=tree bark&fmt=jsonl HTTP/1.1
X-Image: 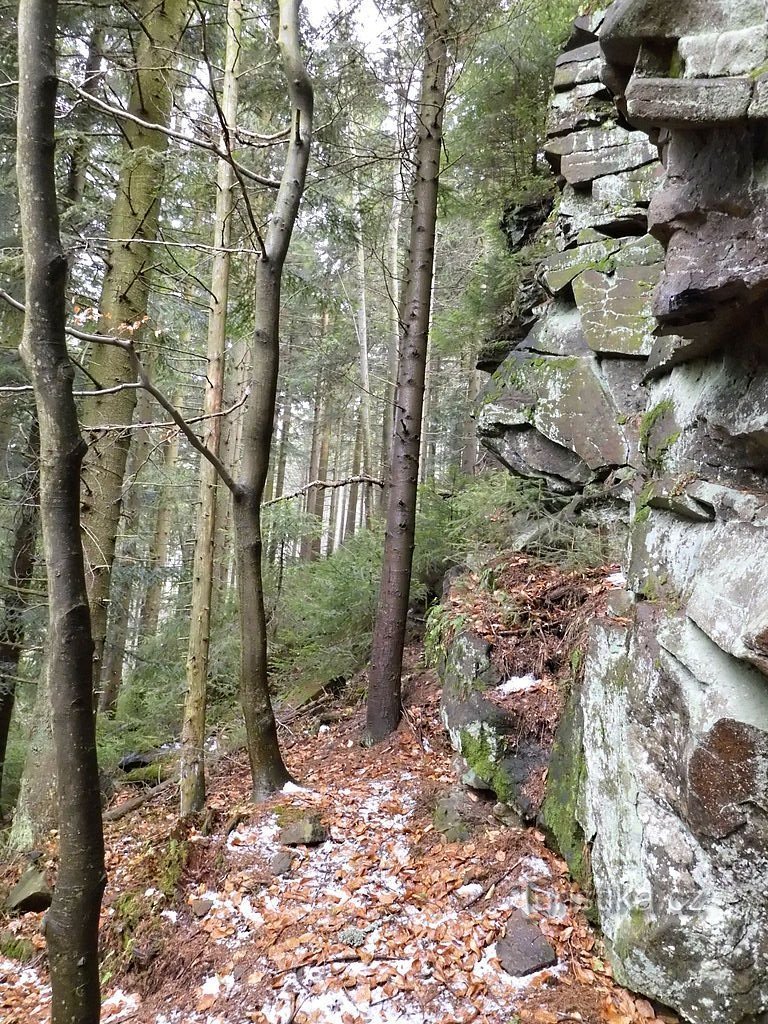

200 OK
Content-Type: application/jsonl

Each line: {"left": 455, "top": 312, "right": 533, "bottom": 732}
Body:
{"left": 300, "top": 369, "right": 323, "bottom": 561}
{"left": 310, "top": 401, "right": 331, "bottom": 559}
{"left": 0, "top": 419, "right": 39, "bottom": 802}
{"left": 17, "top": 2, "right": 105, "bottom": 1019}
{"left": 366, "top": 0, "right": 448, "bottom": 742}
{"left": 180, "top": 0, "right": 242, "bottom": 816}
{"left": 380, "top": 154, "right": 402, "bottom": 504}
{"left": 344, "top": 411, "right": 363, "bottom": 541}
{"left": 461, "top": 349, "right": 479, "bottom": 476}
{"left": 234, "top": 0, "right": 313, "bottom": 801}
{"left": 97, "top": 386, "right": 154, "bottom": 715}
{"left": 80, "top": 0, "right": 189, "bottom": 686}
{"left": 137, "top": 424, "right": 180, "bottom": 638}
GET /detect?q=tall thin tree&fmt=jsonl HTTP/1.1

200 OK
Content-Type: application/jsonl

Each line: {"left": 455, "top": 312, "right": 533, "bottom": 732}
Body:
{"left": 232, "top": 0, "right": 313, "bottom": 799}
{"left": 366, "top": 0, "right": 449, "bottom": 742}
{"left": 180, "top": 0, "right": 242, "bottom": 815}
{"left": 16, "top": 1, "right": 105, "bottom": 1019}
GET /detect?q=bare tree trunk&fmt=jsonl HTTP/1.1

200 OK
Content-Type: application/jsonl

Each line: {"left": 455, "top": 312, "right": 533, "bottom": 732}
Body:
{"left": 353, "top": 187, "right": 373, "bottom": 525}
{"left": 310, "top": 403, "right": 331, "bottom": 559}
{"left": 80, "top": 0, "right": 189, "bottom": 685}
{"left": 137, "top": 425, "right": 180, "bottom": 637}
{"left": 233, "top": 0, "right": 313, "bottom": 801}
{"left": 300, "top": 371, "right": 323, "bottom": 561}
{"left": 326, "top": 441, "right": 341, "bottom": 556}
{"left": 17, "top": 3, "right": 105, "bottom": 1018}
{"left": 366, "top": 0, "right": 448, "bottom": 743}
{"left": 216, "top": 333, "right": 250, "bottom": 591}
{"left": 64, "top": 23, "right": 103, "bottom": 208}
{"left": 0, "top": 419, "right": 39, "bottom": 801}
{"left": 344, "top": 411, "right": 363, "bottom": 541}
{"left": 97, "top": 386, "right": 154, "bottom": 714}
{"left": 461, "top": 349, "right": 479, "bottom": 476}
{"left": 381, "top": 154, "right": 402, "bottom": 497}
{"left": 180, "top": 0, "right": 242, "bottom": 816}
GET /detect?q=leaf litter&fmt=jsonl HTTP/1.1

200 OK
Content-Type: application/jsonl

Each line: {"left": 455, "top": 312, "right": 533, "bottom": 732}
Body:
{"left": 2, "top": 558, "right": 679, "bottom": 1024}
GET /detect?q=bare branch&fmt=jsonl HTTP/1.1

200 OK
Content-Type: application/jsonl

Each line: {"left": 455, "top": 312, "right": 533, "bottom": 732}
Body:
{"left": 65, "top": 81, "right": 281, "bottom": 190}
{"left": 264, "top": 475, "right": 383, "bottom": 507}
{"left": 0, "top": 287, "right": 240, "bottom": 496}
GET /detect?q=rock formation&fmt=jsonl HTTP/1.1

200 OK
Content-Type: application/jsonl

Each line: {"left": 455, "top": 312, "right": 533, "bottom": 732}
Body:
{"left": 473, "top": 4, "right": 768, "bottom": 1022}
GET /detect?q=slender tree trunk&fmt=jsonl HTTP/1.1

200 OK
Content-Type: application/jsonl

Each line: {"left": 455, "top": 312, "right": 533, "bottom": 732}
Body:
{"left": 381, "top": 154, "right": 402, "bottom": 496}
{"left": 0, "top": 419, "right": 39, "bottom": 801}
{"left": 137, "top": 425, "right": 180, "bottom": 637}
{"left": 310, "top": 404, "right": 331, "bottom": 559}
{"left": 64, "top": 23, "right": 103, "bottom": 209}
{"left": 179, "top": 0, "right": 242, "bottom": 816}
{"left": 353, "top": 187, "right": 373, "bottom": 525}
{"left": 344, "top": 411, "right": 363, "bottom": 541}
{"left": 17, "top": 4, "right": 105, "bottom": 1019}
{"left": 216, "top": 332, "right": 250, "bottom": 592}
{"left": 366, "top": 0, "right": 448, "bottom": 742}
{"left": 461, "top": 349, "right": 479, "bottom": 476}
{"left": 80, "top": 0, "right": 189, "bottom": 686}
{"left": 326, "top": 441, "right": 341, "bottom": 556}
{"left": 97, "top": 387, "right": 153, "bottom": 714}
{"left": 233, "top": 0, "right": 313, "bottom": 801}
{"left": 300, "top": 372, "right": 323, "bottom": 561}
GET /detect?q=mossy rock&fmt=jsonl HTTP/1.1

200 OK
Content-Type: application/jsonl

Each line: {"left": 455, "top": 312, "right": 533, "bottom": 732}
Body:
{"left": 122, "top": 763, "right": 172, "bottom": 787}
{"left": 538, "top": 681, "right": 595, "bottom": 911}
{"left": 0, "top": 930, "right": 35, "bottom": 962}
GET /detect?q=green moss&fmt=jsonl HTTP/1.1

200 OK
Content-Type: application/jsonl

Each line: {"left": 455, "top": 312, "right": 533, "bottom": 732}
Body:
{"left": 158, "top": 838, "right": 189, "bottom": 899}
{"left": 611, "top": 906, "right": 650, "bottom": 963}
{"left": 634, "top": 505, "right": 650, "bottom": 524}
{"left": 539, "top": 689, "right": 594, "bottom": 903}
{"left": 122, "top": 762, "right": 171, "bottom": 786}
{"left": 459, "top": 725, "right": 513, "bottom": 805}
{"left": 639, "top": 400, "right": 679, "bottom": 471}
{"left": 668, "top": 49, "right": 684, "bottom": 78}
{"left": 0, "top": 931, "right": 35, "bottom": 962}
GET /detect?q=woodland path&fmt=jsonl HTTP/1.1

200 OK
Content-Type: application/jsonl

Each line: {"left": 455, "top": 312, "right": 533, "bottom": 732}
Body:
{"left": 4, "top": 649, "right": 671, "bottom": 1024}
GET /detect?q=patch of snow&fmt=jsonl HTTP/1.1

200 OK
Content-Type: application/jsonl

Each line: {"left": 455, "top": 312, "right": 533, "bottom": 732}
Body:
{"left": 101, "top": 988, "right": 140, "bottom": 1022}
{"left": 606, "top": 570, "right": 626, "bottom": 588}
{"left": 160, "top": 909, "right": 178, "bottom": 924}
{"left": 495, "top": 674, "right": 540, "bottom": 695}
{"left": 318, "top": 724, "right": 330, "bottom": 735}
{"left": 281, "top": 780, "right": 311, "bottom": 794}
{"left": 456, "top": 882, "right": 484, "bottom": 900}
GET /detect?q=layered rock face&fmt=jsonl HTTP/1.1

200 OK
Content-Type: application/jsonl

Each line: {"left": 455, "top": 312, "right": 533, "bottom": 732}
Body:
{"left": 477, "top": 3, "right": 768, "bottom": 1022}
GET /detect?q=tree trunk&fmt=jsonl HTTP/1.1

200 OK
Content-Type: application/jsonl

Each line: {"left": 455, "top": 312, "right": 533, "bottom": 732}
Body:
{"left": 353, "top": 187, "right": 373, "bottom": 525}
{"left": 0, "top": 419, "right": 39, "bottom": 802}
{"left": 234, "top": 0, "right": 313, "bottom": 801}
{"left": 381, "top": 153, "right": 402, "bottom": 497}
{"left": 179, "top": 0, "right": 242, "bottom": 816}
{"left": 137, "top": 425, "right": 180, "bottom": 638}
{"left": 17, "top": 3, "right": 105, "bottom": 1019}
{"left": 64, "top": 23, "right": 103, "bottom": 209}
{"left": 300, "top": 371, "right": 323, "bottom": 561}
{"left": 310, "top": 404, "right": 331, "bottom": 559}
{"left": 97, "top": 386, "right": 154, "bottom": 715}
{"left": 461, "top": 349, "right": 479, "bottom": 476}
{"left": 326, "top": 441, "right": 341, "bottom": 556}
{"left": 80, "top": 0, "right": 189, "bottom": 686}
{"left": 366, "top": 0, "right": 448, "bottom": 743}
{"left": 344, "top": 411, "right": 363, "bottom": 541}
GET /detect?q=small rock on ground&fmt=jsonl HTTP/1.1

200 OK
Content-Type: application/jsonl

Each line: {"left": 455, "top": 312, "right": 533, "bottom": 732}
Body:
{"left": 497, "top": 908, "right": 558, "bottom": 977}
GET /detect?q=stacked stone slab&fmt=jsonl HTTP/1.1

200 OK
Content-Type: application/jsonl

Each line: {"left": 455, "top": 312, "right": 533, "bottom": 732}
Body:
{"left": 477, "top": 12, "right": 662, "bottom": 499}
{"left": 476, "top": 3, "right": 768, "bottom": 1022}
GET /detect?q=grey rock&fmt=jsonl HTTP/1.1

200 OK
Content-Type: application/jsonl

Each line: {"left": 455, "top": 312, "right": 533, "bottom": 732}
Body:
{"left": 497, "top": 909, "right": 558, "bottom": 976}
{"left": 191, "top": 898, "right": 214, "bottom": 918}
{"left": 279, "top": 812, "right": 329, "bottom": 847}
{"left": 7, "top": 867, "right": 52, "bottom": 914}
{"left": 270, "top": 850, "right": 294, "bottom": 876}
{"left": 433, "top": 793, "right": 473, "bottom": 843}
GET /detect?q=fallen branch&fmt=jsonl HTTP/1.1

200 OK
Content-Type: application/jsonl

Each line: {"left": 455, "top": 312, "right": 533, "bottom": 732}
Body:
{"left": 103, "top": 776, "right": 177, "bottom": 822}
{"left": 264, "top": 475, "right": 383, "bottom": 506}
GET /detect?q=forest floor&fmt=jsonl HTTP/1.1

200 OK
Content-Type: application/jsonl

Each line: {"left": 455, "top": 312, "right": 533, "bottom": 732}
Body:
{"left": 3, "top": 632, "right": 678, "bottom": 1024}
